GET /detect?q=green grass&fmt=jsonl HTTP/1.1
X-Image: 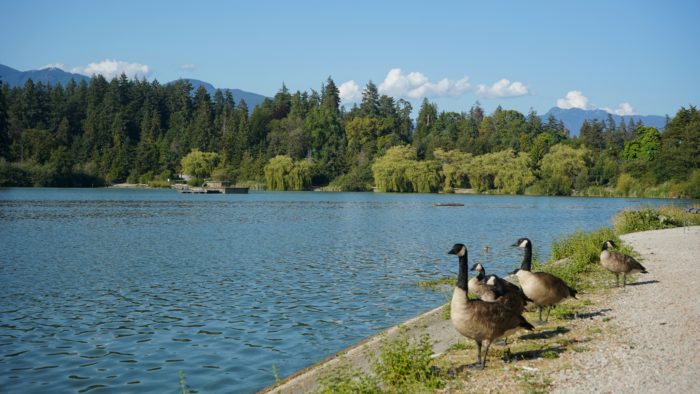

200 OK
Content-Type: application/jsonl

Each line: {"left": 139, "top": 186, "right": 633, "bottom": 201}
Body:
{"left": 613, "top": 205, "right": 700, "bottom": 234}
{"left": 416, "top": 276, "right": 454, "bottom": 291}
{"left": 317, "top": 330, "right": 445, "bottom": 393}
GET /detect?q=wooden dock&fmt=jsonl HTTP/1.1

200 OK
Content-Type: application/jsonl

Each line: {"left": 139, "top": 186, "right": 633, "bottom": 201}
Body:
{"left": 172, "top": 181, "right": 249, "bottom": 194}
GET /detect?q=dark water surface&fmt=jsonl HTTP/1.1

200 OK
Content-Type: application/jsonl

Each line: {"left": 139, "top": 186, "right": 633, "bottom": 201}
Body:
{"left": 0, "top": 188, "right": 684, "bottom": 393}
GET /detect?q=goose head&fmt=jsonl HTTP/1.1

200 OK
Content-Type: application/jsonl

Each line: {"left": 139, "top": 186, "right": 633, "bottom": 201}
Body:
{"left": 512, "top": 237, "right": 531, "bottom": 248}
{"left": 448, "top": 243, "right": 467, "bottom": 257}
{"left": 602, "top": 240, "right": 617, "bottom": 250}
{"left": 470, "top": 263, "right": 484, "bottom": 272}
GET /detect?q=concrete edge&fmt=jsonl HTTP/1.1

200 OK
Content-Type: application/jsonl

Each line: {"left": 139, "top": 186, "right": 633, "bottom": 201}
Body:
{"left": 259, "top": 304, "right": 462, "bottom": 394}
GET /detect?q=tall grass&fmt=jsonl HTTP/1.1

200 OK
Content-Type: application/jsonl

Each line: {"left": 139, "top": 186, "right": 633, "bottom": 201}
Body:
{"left": 535, "top": 227, "right": 622, "bottom": 289}
{"left": 317, "top": 330, "right": 443, "bottom": 393}
{"left": 613, "top": 205, "right": 700, "bottom": 234}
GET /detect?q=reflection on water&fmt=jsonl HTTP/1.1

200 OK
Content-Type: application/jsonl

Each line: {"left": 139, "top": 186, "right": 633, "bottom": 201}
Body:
{"left": 0, "top": 188, "right": 682, "bottom": 393}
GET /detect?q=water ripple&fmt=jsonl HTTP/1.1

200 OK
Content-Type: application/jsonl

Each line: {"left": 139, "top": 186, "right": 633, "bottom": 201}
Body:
{"left": 0, "top": 189, "right": 683, "bottom": 393}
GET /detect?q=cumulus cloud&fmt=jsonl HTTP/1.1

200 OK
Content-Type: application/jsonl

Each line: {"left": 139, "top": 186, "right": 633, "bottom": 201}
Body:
{"left": 377, "top": 68, "right": 471, "bottom": 99}
{"left": 558, "top": 90, "right": 637, "bottom": 115}
{"left": 609, "top": 102, "right": 636, "bottom": 116}
{"left": 475, "top": 79, "right": 529, "bottom": 99}
{"left": 181, "top": 63, "right": 196, "bottom": 72}
{"left": 556, "top": 90, "right": 590, "bottom": 110}
{"left": 41, "top": 63, "right": 65, "bottom": 70}
{"left": 339, "top": 80, "right": 361, "bottom": 103}
{"left": 72, "top": 59, "right": 150, "bottom": 79}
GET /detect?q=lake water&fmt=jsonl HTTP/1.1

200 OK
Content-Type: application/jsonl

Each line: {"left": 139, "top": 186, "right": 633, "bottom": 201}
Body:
{"left": 0, "top": 188, "right": 686, "bottom": 393}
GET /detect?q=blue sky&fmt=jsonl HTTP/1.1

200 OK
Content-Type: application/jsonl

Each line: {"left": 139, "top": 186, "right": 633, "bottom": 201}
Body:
{"left": 2, "top": 0, "right": 699, "bottom": 117}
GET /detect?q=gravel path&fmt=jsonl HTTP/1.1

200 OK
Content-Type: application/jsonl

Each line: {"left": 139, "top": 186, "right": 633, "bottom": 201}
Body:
{"left": 552, "top": 226, "right": 700, "bottom": 393}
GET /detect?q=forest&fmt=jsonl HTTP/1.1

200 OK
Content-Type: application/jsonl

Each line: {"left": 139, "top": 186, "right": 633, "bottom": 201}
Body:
{"left": 0, "top": 75, "right": 698, "bottom": 198}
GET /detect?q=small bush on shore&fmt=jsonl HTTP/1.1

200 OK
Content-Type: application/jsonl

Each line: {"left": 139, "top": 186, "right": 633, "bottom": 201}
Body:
{"left": 317, "top": 330, "right": 443, "bottom": 393}
{"left": 613, "top": 205, "right": 700, "bottom": 234}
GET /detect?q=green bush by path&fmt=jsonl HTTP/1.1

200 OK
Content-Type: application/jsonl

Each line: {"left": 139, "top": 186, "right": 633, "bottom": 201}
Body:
{"left": 613, "top": 205, "right": 700, "bottom": 234}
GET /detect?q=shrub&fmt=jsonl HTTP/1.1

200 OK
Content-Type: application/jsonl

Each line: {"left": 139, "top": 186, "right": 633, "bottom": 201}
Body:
{"left": 613, "top": 205, "right": 700, "bottom": 234}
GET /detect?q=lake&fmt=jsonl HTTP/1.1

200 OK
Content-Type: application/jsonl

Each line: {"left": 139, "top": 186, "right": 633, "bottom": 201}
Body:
{"left": 0, "top": 188, "right": 685, "bottom": 393}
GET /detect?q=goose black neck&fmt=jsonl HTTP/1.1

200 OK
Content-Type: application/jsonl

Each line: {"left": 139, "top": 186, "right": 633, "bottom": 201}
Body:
{"left": 520, "top": 245, "right": 532, "bottom": 271}
{"left": 456, "top": 253, "right": 469, "bottom": 292}
{"left": 475, "top": 269, "right": 484, "bottom": 281}
{"left": 601, "top": 243, "right": 609, "bottom": 251}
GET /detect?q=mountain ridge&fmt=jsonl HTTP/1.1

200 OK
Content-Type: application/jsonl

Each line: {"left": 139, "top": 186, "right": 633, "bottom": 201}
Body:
{"left": 0, "top": 64, "right": 268, "bottom": 109}
{"left": 540, "top": 107, "right": 666, "bottom": 136}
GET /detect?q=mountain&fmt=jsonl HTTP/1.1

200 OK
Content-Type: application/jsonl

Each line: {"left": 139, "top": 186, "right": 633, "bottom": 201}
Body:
{"left": 173, "top": 78, "right": 268, "bottom": 109}
{"left": 541, "top": 107, "right": 667, "bottom": 136}
{"left": 0, "top": 64, "right": 269, "bottom": 109}
{"left": 0, "top": 64, "right": 90, "bottom": 87}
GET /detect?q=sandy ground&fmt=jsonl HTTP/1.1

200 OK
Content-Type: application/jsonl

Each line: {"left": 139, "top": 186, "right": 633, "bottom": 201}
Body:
{"left": 552, "top": 226, "right": 700, "bottom": 393}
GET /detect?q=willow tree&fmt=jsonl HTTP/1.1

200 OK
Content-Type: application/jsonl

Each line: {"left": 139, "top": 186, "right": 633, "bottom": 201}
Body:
{"left": 433, "top": 148, "right": 473, "bottom": 193}
{"left": 264, "top": 155, "right": 311, "bottom": 191}
{"left": 372, "top": 145, "right": 441, "bottom": 193}
{"left": 492, "top": 150, "right": 534, "bottom": 194}
{"left": 467, "top": 149, "right": 533, "bottom": 194}
{"left": 181, "top": 149, "right": 220, "bottom": 183}
{"left": 372, "top": 145, "right": 414, "bottom": 192}
{"left": 406, "top": 160, "right": 441, "bottom": 193}
{"left": 540, "top": 144, "right": 590, "bottom": 195}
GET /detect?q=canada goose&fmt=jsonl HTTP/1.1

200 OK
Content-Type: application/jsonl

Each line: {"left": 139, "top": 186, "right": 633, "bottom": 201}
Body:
{"left": 600, "top": 240, "right": 648, "bottom": 287}
{"left": 448, "top": 243, "right": 534, "bottom": 368}
{"left": 468, "top": 263, "right": 492, "bottom": 297}
{"left": 511, "top": 238, "right": 578, "bottom": 323}
{"left": 480, "top": 274, "right": 531, "bottom": 314}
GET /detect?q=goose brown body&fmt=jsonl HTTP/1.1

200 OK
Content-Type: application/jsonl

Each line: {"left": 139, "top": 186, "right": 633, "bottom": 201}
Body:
{"left": 512, "top": 238, "right": 577, "bottom": 322}
{"left": 448, "top": 244, "right": 534, "bottom": 368}
{"left": 480, "top": 275, "right": 530, "bottom": 314}
{"left": 600, "top": 240, "right": 648, "bottom": 287}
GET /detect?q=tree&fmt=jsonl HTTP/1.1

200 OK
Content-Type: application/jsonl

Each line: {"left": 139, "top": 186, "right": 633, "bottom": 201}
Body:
{"left": 433, "top": 148, "right": 472, "bottom": 192}
{"left": 359, "top": 81, "right": 380, "bottom": 117}
{"left": 622, "top": 126, "right": 660, "bottom": 162}
{"left": 653, "top": 106, "right": 700, "bottom": 181}
{"left": 321, "top": 77, "right": 340, "bottom": 114}
{"left": 539, "top": 144, "right": 590, "bottom": 195}
{"left": 263, "top": 155, "right": 311, "bottom": 191}
{"left": 181, "top": 149, "right": 220, "bottom": 182}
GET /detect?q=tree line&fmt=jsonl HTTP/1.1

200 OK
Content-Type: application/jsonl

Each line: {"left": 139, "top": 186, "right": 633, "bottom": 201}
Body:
{"left": 0, "top": 75, "right": 698, "bottom": 197}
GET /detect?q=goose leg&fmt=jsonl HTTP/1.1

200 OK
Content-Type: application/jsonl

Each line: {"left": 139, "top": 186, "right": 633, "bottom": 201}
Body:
{"left": 537, "top": 306, "right": 543, "bottom": 323}
{"left": 544, "top": 306, "right": 552, "bottom": 322}
{"left": 474, "top": 340, "right": 482, "bottom": 367}
{"left": 480, "top": 340, "right": 492, "bottom": 369}
{"left": 623, "top": 273, "right": 627, "bottom": 287}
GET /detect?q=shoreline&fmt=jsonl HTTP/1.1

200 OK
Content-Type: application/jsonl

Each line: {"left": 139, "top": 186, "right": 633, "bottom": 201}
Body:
{"left": 262, "top": 226, "right": 700, "bottom": 393}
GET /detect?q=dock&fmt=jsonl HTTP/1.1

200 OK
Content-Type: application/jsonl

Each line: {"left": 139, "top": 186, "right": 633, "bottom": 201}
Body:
{"left": 172, "top": 181, "right": 249, "bottom": 194}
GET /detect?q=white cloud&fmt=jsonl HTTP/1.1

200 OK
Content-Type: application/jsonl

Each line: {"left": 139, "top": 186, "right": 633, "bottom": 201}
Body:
{"left": 181, "top": 63, "right": 196, "bottom": 72}
{"left": 378, "top": 68, "right": 471, "bottom": 99}
{"left": 475, "top": 78, "right": 529, "bottom": 99}
{"left": 610, "top": 102, "right": 636, "bottom": 116}
{"left": 41, "top": 63, "right": 65, "bottom": 70}
{"left": 556, "top": 90, "right": 590, "bottom": 110}
{"left": 72, "top": 59, "right": 150, "bottom": 80}
{"left": 338, "top": 80, "right": 361, "bottom": 103}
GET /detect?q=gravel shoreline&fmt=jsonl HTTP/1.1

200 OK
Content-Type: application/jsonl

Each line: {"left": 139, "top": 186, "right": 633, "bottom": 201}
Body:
{"left": 552, "top": 226, "right": 700, "bottom": 393}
